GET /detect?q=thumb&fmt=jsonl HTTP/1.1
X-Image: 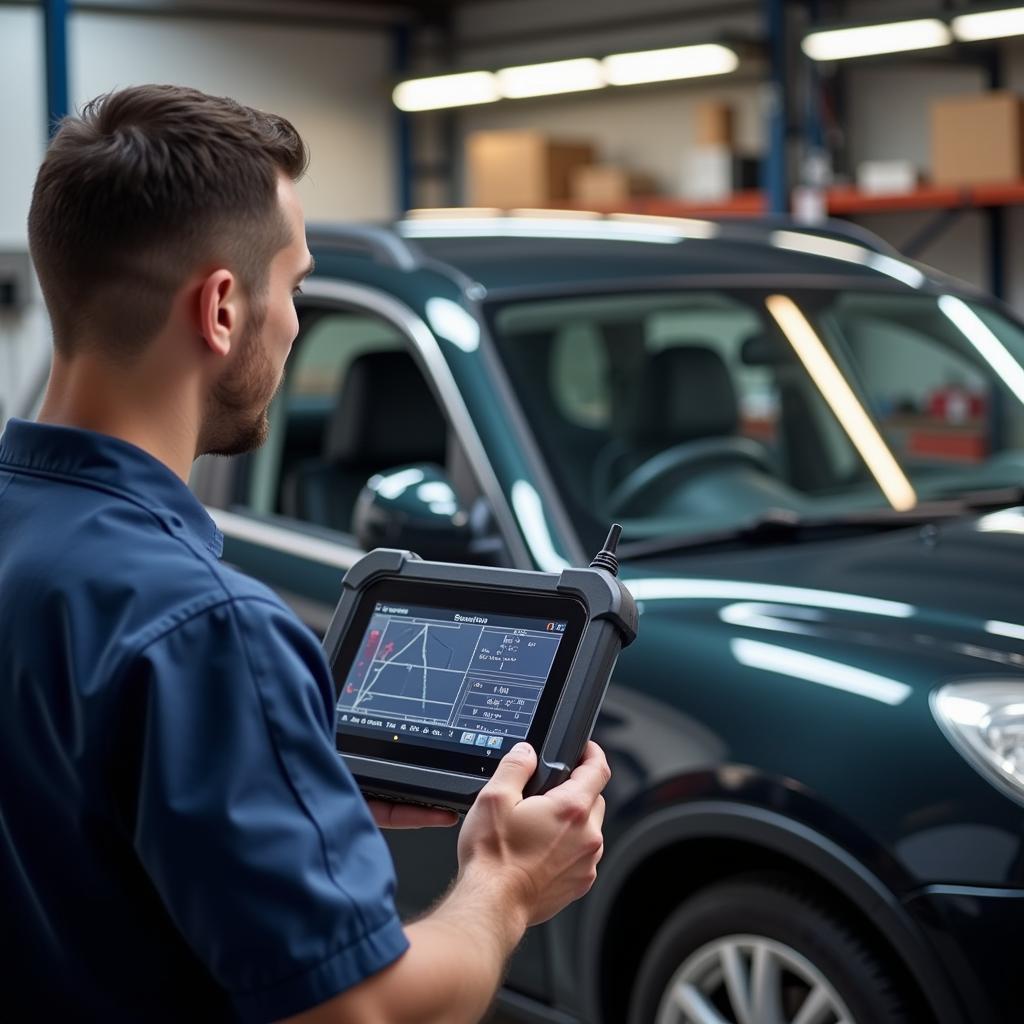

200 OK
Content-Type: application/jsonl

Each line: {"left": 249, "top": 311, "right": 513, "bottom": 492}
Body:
{"left": 485, "top": 742, "right": 537, "bottom": 797}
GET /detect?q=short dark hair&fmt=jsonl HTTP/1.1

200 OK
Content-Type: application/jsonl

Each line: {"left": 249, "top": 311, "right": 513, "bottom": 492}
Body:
{"left": 28, "top": 84, "right": 309, "bottom": 356}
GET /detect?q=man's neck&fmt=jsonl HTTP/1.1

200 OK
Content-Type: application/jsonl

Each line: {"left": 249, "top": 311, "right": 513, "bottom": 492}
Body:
{"left": 38, "top": 354, "right": 200, "bottom": 483}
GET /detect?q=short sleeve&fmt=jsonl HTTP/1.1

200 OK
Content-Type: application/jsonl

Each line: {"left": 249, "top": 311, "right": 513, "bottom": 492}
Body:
{"left": 126, "top": 596, "right": 409, "bottom": 1022}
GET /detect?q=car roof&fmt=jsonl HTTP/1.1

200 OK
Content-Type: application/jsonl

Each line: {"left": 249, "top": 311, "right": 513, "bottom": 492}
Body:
{"left": 306, "top": 214, "right": 959, "bottom": 298}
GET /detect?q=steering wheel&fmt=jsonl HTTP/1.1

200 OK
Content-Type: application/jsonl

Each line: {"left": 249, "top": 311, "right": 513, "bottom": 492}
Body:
{"left": 607, "top": 437, "right": 777, "bottom": 516}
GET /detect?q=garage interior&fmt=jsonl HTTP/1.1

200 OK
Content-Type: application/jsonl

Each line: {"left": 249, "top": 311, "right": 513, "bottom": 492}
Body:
{"left": 3, "top": 2, "right": 1024, "bottom": 1024}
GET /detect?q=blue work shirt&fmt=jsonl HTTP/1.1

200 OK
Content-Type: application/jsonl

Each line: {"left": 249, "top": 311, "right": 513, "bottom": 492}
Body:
{"left": 0, "top": 419, "right": 409, "bottom": 1022}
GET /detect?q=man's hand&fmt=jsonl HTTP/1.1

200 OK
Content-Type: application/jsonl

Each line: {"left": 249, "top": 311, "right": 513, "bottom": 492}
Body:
{"left": 457, "top": 740, "right": 610, "bottom": 926}
{"left": 279, "top": 743, "right": 611, "bottom": 1024}
{"left": 367, "top": 800, "right": 458, "bottom": 829}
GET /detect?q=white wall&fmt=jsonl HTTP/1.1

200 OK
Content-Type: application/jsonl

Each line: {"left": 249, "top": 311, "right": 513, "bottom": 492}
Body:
{"left": 0, "top": 7, "right": 396, "bottom": 422}
{"left": 0, "top": 6, "right": 49, "bottom": 422}
{"left": 70, "top": 12, "right": 394, "bottom": 223}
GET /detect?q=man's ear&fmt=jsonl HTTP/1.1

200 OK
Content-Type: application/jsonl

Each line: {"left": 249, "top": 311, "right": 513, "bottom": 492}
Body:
{"left": 197, "top": 269, "right": 238, "bottom": 358}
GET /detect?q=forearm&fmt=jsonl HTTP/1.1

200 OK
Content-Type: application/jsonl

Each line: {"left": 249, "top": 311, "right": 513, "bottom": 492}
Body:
{"left": 283, "top": 864, "right": 528, "bottom": 1024}
{"left": 397, "top": 866, "right": 529, "bottom": 1023}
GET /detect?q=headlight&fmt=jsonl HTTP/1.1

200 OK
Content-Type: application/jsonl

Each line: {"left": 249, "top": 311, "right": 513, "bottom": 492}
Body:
{"left": 932, "top": 681, "right": 1024, "bottom": 805}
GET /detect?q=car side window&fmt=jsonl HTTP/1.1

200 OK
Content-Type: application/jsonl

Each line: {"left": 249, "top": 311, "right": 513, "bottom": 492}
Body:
{"left": 243, "top": 307, "right": 449, "bottom": 540}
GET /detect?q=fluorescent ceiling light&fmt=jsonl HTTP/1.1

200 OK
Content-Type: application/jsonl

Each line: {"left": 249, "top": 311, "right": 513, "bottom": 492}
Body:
{"left": 938, "top": 295, "right": 1024, "bottom": 405}
{"left": 393, "top": 71, "right": 499, "bottom": 111}
{"left": 496, "top": 58, "right": 605, "bottom": 99}
{"left": 603, "top": 43, "right": 738, "bottom": 85}
{"left": 802, "top": 18, "right": 951, "bottom": 61}
{"left": 953, "top": 7, "right": 1024, "bottom": 41}
{"left": 765, "top": 294, "right": 918, "bottom": 512}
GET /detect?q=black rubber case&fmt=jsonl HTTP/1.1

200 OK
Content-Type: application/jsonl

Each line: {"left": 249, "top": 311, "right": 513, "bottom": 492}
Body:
{"left": 322, "top": 549, "right": 638, "bottom": 812}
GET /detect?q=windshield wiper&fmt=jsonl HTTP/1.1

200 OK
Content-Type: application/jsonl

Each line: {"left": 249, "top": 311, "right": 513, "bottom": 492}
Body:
{"left": 928, "top": 486, "right": 1024, "bottom": 511}
{"left": 619, "top": 504, "right": 969, "bottom": 560}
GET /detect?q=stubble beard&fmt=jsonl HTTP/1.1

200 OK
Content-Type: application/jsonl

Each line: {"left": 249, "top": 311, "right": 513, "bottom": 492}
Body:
{"left": 198, "top": 300, "right": 282, "bottom": 458}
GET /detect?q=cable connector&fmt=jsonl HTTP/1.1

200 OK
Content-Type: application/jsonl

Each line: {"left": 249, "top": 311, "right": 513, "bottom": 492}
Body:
{"left": 589, "top": 523, "right": 622, "bottom": 577}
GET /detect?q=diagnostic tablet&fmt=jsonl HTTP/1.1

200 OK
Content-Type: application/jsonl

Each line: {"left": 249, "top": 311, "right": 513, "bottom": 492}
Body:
{"left": 323, "top": 535, "right": 637, "bottom": 811}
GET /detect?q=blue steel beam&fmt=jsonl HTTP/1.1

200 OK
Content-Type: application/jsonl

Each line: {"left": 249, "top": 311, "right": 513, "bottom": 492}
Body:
{"left": 762, "top": 0, "right": 788, "bottom": 214}
{"left": 393, "top": 24, "right": 413, "bottom": 215}
{"left": 43, "top": 0, "right": 70, "bottom": 136}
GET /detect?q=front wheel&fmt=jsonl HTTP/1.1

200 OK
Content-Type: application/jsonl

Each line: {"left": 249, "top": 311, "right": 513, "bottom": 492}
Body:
{"left": 627, "top": 874, "right": 914, "bottom": 1024}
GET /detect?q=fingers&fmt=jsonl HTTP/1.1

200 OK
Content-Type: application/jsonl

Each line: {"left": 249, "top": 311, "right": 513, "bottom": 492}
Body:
{"left": 367, "top": 800, "right": 459, "bottom": 829}
{"left": 547, "top": 742, "right": 611, "bottom": 812}
{"left": 481, "top": 742, "right": 537, "bottom": 801}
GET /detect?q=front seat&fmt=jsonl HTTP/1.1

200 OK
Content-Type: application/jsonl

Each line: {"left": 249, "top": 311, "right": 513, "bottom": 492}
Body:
{"left": 604, "top": 345, "right": 777, "bottom": 515}
{"left": 282, "top": 349, "right": 448, "bottom": 533}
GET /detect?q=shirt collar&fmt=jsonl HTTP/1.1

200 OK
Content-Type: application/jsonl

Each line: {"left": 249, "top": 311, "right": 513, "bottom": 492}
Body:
{"left": 0, "top": 418, "right": 224, "bottom": 558}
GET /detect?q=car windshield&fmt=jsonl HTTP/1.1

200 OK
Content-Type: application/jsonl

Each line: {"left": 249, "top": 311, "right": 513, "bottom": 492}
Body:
{"left": 487, "top": 288, "right": 1024, "bottom": 553}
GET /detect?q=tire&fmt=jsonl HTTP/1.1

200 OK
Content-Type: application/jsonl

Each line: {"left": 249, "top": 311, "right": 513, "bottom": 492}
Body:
{"left": 627, "top": 873, "right": 914, "bottom": 1024}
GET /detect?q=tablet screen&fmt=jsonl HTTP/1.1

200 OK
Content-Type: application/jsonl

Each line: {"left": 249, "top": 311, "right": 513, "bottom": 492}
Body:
{"left": 331, "top": 581, "right": 586, "bottom": 777}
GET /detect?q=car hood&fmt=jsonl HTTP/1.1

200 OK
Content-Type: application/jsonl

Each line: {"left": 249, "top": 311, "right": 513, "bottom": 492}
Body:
{"left": 621, "top": 508, "right": 1024, "bottom": 647}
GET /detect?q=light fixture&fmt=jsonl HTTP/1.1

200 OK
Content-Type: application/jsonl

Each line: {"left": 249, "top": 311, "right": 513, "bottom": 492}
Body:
{"left": 393, "top": 42, "right": 743, "bottom": 111}
{"left": 496, "top": 58, "right": 605, "bottom": 99}
{"left": 603, "top": 43, "right": 738, "bottom": 85}
{"left": 953, "top": 6, "right": 1024, "bottom": 41}
{"left": 765, "top": 294, "right": 918, "bottom": 512}
{"left": 801, "top": 18, "right": 951, "bottom": 61}
{"left": 392, "top": 71, "right": 499, "bottom": 111}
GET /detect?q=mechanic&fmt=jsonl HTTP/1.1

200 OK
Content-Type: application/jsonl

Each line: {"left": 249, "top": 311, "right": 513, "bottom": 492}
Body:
{"left": 0, "top": 85, "right": 609, "bottom": 1023}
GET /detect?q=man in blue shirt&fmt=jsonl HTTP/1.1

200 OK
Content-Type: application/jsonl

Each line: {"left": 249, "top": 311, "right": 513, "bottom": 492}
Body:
{"left": 0, "top": 85, "right": 609, "bottom": 1022}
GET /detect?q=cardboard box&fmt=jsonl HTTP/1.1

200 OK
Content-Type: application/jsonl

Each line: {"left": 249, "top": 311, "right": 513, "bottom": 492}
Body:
{"left": 466, "top": 131, "right": 594, "bottom": 208}
{"left": 694, "top": 102, "right": 734, "bottom": 147}
{"left": 931, "top": 91, "right": 1024, "bottom": 186}
{"left": 570, "top": 165, "right": 657, "bottom": 206}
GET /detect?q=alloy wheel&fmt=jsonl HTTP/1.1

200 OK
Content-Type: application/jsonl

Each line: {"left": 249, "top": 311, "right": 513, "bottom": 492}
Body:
{"left": 654, "top": 933, "right": 856, "bottom": 1024}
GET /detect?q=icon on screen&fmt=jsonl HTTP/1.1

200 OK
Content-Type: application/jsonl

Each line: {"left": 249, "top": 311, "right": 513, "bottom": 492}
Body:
{"left": 460, "top": 731, "right": 477, "bottom": 745}
{"left": 486, "top": 735, "right": 503, "bottom": 749}
{"left": 339, "top": 714, "right": 348, "bottom": 722}
{"left": 475, "top": 733, "right": 491, "bottom": 747}
{"left": 546, "top": 622, "right": 555, "bottom": 631}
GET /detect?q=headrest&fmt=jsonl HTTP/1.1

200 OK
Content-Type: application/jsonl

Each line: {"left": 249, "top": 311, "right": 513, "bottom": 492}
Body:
{"left": 324, "top": 350, "right": 447, "bottom": 465}
{"left": 623, "top": 345, "right": 738, "bottom": 446}
{"left": 740, "top": 331, "right": 794, "bottom": 366}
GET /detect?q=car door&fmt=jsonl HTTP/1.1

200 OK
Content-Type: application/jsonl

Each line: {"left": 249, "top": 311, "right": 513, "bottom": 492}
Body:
{"left": 192, "top": 286, "right": 556, "bottom": 1001}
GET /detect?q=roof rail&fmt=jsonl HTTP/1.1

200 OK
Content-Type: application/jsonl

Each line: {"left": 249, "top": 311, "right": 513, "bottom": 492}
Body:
{"left": 712, "top": 215, "right": 901, "bottom": 258}
{"left": 305, "top": 223, "right": 419, "bottom": 271}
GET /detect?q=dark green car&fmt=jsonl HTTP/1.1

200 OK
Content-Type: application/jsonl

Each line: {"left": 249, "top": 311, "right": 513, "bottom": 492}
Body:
{"left": 190, "top": 213, "right": 1024, "bottom": 1024}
